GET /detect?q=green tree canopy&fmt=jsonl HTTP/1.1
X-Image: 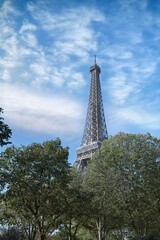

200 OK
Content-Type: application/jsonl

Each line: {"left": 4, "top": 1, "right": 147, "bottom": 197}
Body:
{"left": 58, "top": 168, "right": 93, "bottom": 240}
{"left": 0, "top": 139, "right": 71, "bottom": 240}
{"left": 0, "top": 108, "right": 12, "bottom": 147}
{"left": 84, "top": 132, "right": 160, "bottom": 240}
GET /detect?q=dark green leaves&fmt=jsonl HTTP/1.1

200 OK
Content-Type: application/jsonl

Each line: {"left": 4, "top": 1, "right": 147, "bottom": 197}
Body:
{"left": 0, "top": 139, "right": 70, "bottom": 240}
{"left": 0, "top": 108, "right": 12, "bottom": 147}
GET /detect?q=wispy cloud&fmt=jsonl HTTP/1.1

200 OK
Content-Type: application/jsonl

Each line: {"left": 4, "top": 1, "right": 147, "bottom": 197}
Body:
{"left": 0, "top": 0, "right": 107, "bottom": 140}
{"left": 1, "top": 0, "right": 160, "bottom": 140}
{"left": 96, "top": 0, "right": 160, "bottom": 135}
{"left": 0, "top": 0, "right": 21, "bottom": 17}
{"left": 0, "top": 0, "right": 105, "bottom": 90}
{"left": 117, "top": 106, "right": 160, "bottom": 130}
{"left": 27, "top": 2, "right": 105, "bottom": 58}
{"left": 0, "top": 82, "right": 83, "bottom": 135}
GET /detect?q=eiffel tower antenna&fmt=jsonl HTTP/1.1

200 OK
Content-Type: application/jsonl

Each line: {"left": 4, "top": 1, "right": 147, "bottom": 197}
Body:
{"left": 74, "top": 60, "right": 108, "bottom": 169}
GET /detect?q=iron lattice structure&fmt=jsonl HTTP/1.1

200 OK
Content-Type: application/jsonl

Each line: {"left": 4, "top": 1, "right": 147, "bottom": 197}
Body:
{"left": 75, "top": 60, "right": 108, "bottom": 169}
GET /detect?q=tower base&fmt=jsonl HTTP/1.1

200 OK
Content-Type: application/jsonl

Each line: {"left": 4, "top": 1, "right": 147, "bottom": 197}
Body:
{"left": 74, "top": 141, "right": 100, "bottom": 169}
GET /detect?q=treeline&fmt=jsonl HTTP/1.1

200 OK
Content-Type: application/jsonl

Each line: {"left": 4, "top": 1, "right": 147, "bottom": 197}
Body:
{"left": 0, "top": 110, "right": 160, "bottom": 240}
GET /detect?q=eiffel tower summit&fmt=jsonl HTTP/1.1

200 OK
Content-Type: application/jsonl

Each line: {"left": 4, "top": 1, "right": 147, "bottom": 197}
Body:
{"left": 74, "top": 57, "right": 108, "bottom": 169}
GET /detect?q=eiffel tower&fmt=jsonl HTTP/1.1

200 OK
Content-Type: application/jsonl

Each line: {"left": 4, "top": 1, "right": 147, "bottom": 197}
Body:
{"left": 74, "top": 57, "right": 108, "bottom": 169}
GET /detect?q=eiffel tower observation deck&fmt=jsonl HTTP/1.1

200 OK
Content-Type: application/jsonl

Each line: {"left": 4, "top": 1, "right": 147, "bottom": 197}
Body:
{"left": 74, "top": 57, "right": 108, "bottom": 169}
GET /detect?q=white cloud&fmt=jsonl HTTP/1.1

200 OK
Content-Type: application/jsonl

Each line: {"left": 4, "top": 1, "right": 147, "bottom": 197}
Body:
{"left": 104, "top": 41, "right": 159, "bottom": 106}
{"left": 107, "top": 72, "right": 138, "bottom": 105}
{"left": 30, "top": 62, "right": 47, "bottom": 76}
{"left": 27, "top": 3, "right": 105, "bottom": 31}
{"left": 1, "top": 69, "right": 11, "bottom": 81}
{"left": 21, "top": 32, "right": 38, "bottom": 48}
{"left": 129, "top": 32, "right": 143, "bottom": 44}
{"left": 19, "top": 22, "right": 37, "bottom": 33}
{"left": 0, "top": 0, "right": 20, "bottom": 17}
{"left": 117, "top": 106, "right": 160, "bottom": 130}
{"left": 27, "top": 2, "right": 105, "bottom": 56}
{"left": 66, "top": 72, "right": 86, "bottom": 89}
{"left": 0, "top": 0, "right": 93, "bottom": 91}
{"left": 104, "top": 46, "right": 133, "bottom": 59}
{"left": 0, "top": 82, "right": 83, "bottom": 135}
{"left": 1, "top": 0, "right": 160, "bottom": 140}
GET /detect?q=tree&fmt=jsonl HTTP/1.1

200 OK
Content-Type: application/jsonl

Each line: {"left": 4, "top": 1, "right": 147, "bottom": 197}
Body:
{"left": 84, "top": 132, "right": 160, "bottom": 239}
{"left": 0, "top": 108, "right": 12, "bottom": 147}
{"left": 83, "top": 152, "right": 124, "bottom": 240}
{"left": 0, "top": 226, "right": 26, "bottom": 240}
{"left": 0, "top": 139, "right": 71, "bottom": 240}
{"left": 105, "top": 133, "right": 160, "bottom": 237}
{"left": 58, "top": 168, "right": 93, "bottom": 240}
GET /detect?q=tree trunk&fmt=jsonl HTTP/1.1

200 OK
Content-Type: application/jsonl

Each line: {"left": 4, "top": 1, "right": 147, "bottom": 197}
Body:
{"left": 103, "top": 215, "right": 107, "bottom": 240}
{"left": 40, "top": 234, "right": 46, "bottom": 240}
{"left": 96, "top": 219, "right": 102, "bottom": 240}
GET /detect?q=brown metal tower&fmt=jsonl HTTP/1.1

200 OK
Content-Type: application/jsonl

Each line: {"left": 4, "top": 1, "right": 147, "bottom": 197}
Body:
{"left": 74, "top": 58, "right": 108, "bottom": 169}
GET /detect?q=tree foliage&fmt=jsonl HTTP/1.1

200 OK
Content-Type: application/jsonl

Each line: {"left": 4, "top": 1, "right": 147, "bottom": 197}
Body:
{"left": 0, "top": 227, "right": 26, "bottom": 240}
{"left": 83, "top": 132, "right": 160, "bottom": 239}
{"left": 1, "top": 133, "right": 160, "bottom": 240}
{"left": 59, "top": 168, "right": 93, "bottom": 240}
{"left": 0, "top": 108, "right": 12, "bottom": 147}
{"left": 0, "top": 139, "right": 70, "bottom": 240}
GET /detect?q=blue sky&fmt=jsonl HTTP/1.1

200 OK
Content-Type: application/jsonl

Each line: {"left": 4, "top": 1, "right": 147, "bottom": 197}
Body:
{"left": 1, "top": 0, "right": 160, "bottom": 164}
